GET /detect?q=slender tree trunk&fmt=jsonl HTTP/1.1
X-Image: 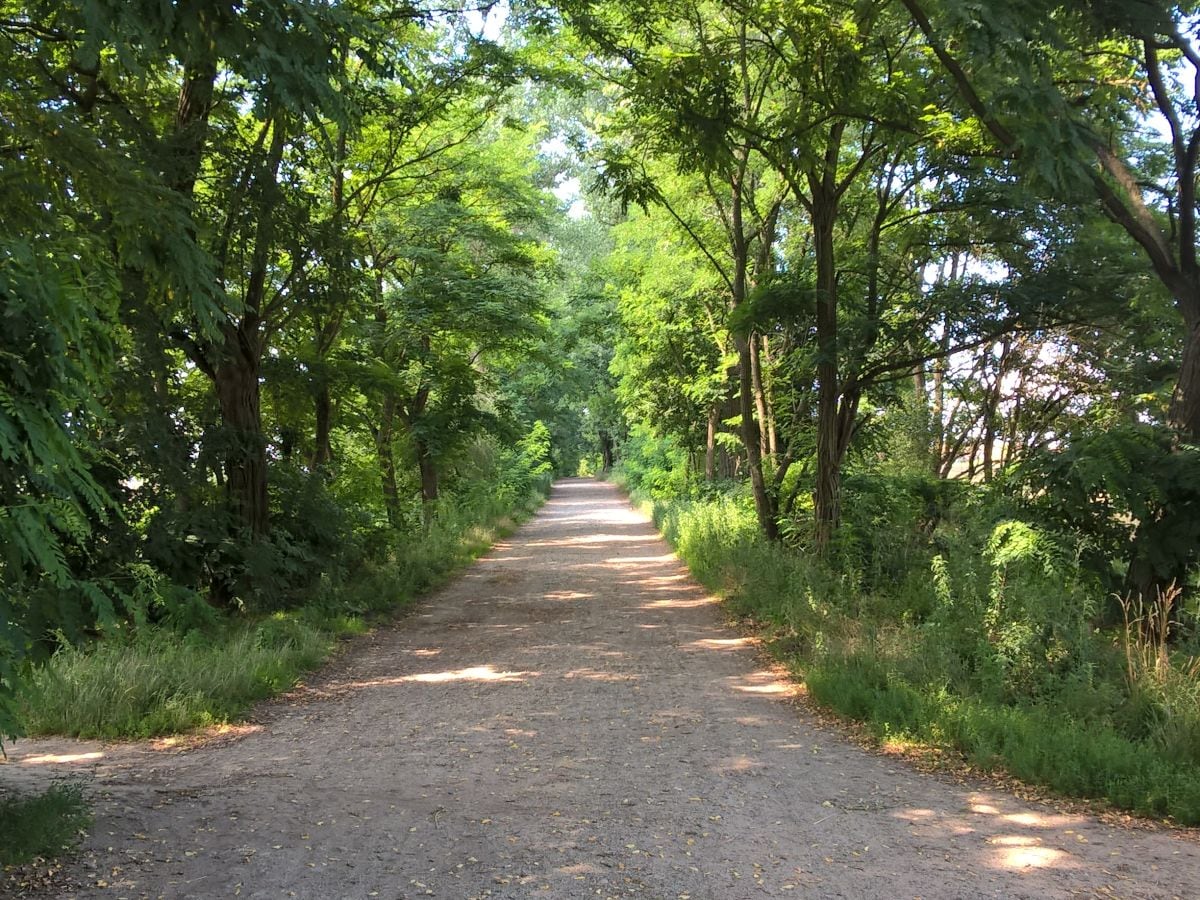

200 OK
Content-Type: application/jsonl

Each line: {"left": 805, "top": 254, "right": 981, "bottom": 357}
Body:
{"left": 720, "top": 376, "right": 739, "bottom": 478}
{"left": 932, "top": 317, "right": 950, "bottom": 475}
{"left": 966, "top": 433, "right": 981, "bottom": 481}
{"left": 812, "top": 196, "right": 840, "bottom": 551}
{"left": 913, "top": 364, "right": 932, "bottom": 466}
{"left": 1004, "top": 393, "right": 1023, "bottom": 469}
{"left": 600, "top": 431, "right": 615, "bottom": 472}
{"left": 984, "top": 337, "right": 1012, "bottom": 480}
{"left": 735, "top": 336, "right": 778, "bottom": 539}
{"left": 375, "top": 396, "right": 400, "bottom": 527}
{"left": 728, "top": 167, "right": 778, "bottom": 540}
{"left": 312, "top": 383, "right": 333, "bottom": 469}
{"left": 761, "top": 335, "right": 780, "bottom": 457}
{"left": 982, "top": 396, "right": 996, "bottom": 481}
{"left": 312, "top": 113, "right": 349, "bottom": 471}
{"left": 705, "top": 403, "right": 718, "bottom": 481}
{"left": 750, "top": 334, "right": 771, "bottom": 460}
{"left": 416, "top": 439, "right": 439, "bottom": 505}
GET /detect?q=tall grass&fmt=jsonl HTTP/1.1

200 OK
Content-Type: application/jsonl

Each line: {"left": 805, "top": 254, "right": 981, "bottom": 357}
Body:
{"left": 624, "top": 475, "right": 1200, "bottom": 825}
{"left": 1119, "top": 586, "right": 1200, "bottom": 768}
{"left": 20, "top": 616, "right": 338, "bottom": 738}
{"left": 19, "top": 479, "right": 550, "bottom": 740}
{"left": 0, "top": 782, "right": 92, "bottom": 866}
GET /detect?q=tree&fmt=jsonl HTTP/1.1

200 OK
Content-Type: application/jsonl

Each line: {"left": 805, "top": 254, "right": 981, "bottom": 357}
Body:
{"left": 355, "top": 121, "right": 552, "bottom": 519}
{"left": 900, "top": 0, "right": 1200, "bottom": 442}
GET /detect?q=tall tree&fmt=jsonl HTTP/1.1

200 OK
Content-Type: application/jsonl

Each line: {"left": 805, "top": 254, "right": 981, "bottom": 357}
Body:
{"left": 900, "top": 0, "right": 1200, "bottom": 441}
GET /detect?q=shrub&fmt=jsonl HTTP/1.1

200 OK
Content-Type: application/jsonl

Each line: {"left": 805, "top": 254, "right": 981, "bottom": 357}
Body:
{"left": 618, "top": 433, "right": 1200, "bottom": 823}
{"left": 0, "top": 782, "right": 92, "bottom": 866}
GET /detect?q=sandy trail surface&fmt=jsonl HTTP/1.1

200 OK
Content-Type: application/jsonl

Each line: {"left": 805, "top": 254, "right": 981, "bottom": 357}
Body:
{"left": 3, "top": 478, "right": 1199, "bottom": 899}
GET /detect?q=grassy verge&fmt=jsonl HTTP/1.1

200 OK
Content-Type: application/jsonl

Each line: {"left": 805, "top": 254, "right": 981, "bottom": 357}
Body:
{"left": 621, "top": 479, "right": 1200, "bottom": 826}
{"left": 18, "top": 614, "right": 349, "bottom": 739}
{"left": 0, "top": 783, "right": 92, "bottom": 867}
{"left": 18, "top": 484, "right": 547, "bottom": 741}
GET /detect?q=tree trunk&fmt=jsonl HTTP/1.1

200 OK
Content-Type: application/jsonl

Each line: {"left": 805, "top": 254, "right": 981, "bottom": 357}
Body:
{"left": 215, "top": 327, "right": 268, "bottom": 536}
{"left": 750, "top": 332, "right": 771, "bottom": 460}
{"left": 705, "top": 403, "right": 718, "bottom": 481}
{"left": 761, "top": 335, "right": 780, "bottom": 457}
{"left": 280, "top": 427, "right": 296, "bottom": 460}
{"left": 812, "top": 197, "right": 840, "bottom": 551}
{"left": 211, "top": 112, "right": 284, "bottom": 538}
{"left": 913, "top": 364, "right": 932, "bottom": 467}
{"left": 416, "top": 438, "right": 439, "bottom": 520}
{"left": 729, "top": 167, "right": 778, "bottom": 540}
{"left": 167, "top": 60, "right": 217, "bottom": 198}
{"left": 599, "top": 431, "right": 615, "bottom": 472}
{"left": 984, "top": 337, "right": 1013, "bottom": 480}
{"left": 311, "top": 383, "right": 333, "bottom": 469}
{"left": 374, "top": 396, "right": 400, "bottom": 527}
{"left": 1171, "top": 321, "right": 1200, "bottom": 441}
{"left": 982, "top": 400, "right": 996, "bottom": 480}
{"left": 734, "top": 337, "right": 778, "bottom": 539}
{"left": 932, "top": 322, "right": 949, "bottom": 475}
{"left": 311, "top": 112, "right": 348, "bottom": 471}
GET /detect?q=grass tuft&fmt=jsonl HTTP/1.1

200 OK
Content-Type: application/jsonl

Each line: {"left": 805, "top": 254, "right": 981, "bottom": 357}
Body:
{"left": 0, "top": 783, "right": 92, "bottom": 867}
{"left": 19, "top": 618, "right": 335, "bottom": 739}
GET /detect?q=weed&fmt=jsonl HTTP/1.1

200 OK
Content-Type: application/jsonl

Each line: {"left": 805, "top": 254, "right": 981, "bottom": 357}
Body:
{"left": 624, "top": 465, "right": 1200, "bottom": 825}
{"left": 1120, "top": 585, "right": 1200, "bottom": 767}
{"left": 0, "top": 782, "right": 92, "bottom": 866}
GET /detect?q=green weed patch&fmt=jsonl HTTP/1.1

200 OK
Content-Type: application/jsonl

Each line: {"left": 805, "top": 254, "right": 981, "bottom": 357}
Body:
{"left": 0, "top": 783, "right": 92, "bottom": 867}
{"left": 19, "top": 483, "right": 548, "bottom": 740}
{"left": 635, "top": 484, "right": 1200, "bottom": 826}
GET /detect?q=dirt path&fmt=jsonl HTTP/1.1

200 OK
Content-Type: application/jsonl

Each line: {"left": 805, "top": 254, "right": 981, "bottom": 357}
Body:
{"left": 4, "top": 478, "right": 1199, "bottom": 899}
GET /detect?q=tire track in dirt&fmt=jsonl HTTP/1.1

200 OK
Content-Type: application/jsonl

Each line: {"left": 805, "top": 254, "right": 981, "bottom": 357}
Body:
{"left": 3, "top": 478, "right": 1198, "bottom": 899}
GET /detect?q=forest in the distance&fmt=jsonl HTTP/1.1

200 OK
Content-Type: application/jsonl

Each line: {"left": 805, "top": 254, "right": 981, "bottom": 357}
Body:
{"left": 3, "top": 0, "right": 1200, "bottom": 835}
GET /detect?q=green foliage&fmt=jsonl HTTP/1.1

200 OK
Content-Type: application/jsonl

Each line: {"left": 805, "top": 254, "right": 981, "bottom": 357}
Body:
{"left": 1020, "top": 425, "right": 1200, "bottom": 599}
{"left": 0, "top": 234, "right": 120, "bottom": 740}
{"left": 16, "top": 443, "right": 550, "bottom": 739}
{"left": 519, "top": 421, "right": 555, "bottom": 475}
{"left": 19, "top": 620, "right": 335, "bottom": 739}
{"left": 611, "top": 426, "right": 700, "bottom": 500}
{"left": 621, "top": 432, "right": 1200, "bottom": 822}
{"left": 806, "top": 656, "right": 1200, "bottom": 822}
{"left": 0, "top": 783, "right": 92, "bottom": 867}
{"left": 0, "top": 0, "right": 568, "bottom": 742}
{"left": 4, "top": 0, "right": 1199, "bottom": 840}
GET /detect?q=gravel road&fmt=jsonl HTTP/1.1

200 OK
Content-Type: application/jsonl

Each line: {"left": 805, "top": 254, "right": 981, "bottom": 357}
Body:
{"left": 3, "top": 477, "right": 1198, "bottom": 899}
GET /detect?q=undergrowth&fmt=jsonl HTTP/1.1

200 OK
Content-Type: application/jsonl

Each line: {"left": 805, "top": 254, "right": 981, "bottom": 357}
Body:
{"left": 611, "top": 464, "right": 1200, "bottom": 825}
{"left": 20, "top": 617, "right": 340, "bottom": 738}
{"left": 0, "top": 783, "right": 92, "bottom": 867}
{"left": 18, "top": 478, "right": 548, "bottom": 740}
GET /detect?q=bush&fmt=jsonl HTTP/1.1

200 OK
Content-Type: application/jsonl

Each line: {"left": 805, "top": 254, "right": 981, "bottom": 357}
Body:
{"left": 0, "top": 782, "right": 92, "bottom": 866}
{"left": 618, "top": 433, "right": 1200, "bottom": 823}
{"left": 16, "top": 438, "right": 552, "bottom": 740}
